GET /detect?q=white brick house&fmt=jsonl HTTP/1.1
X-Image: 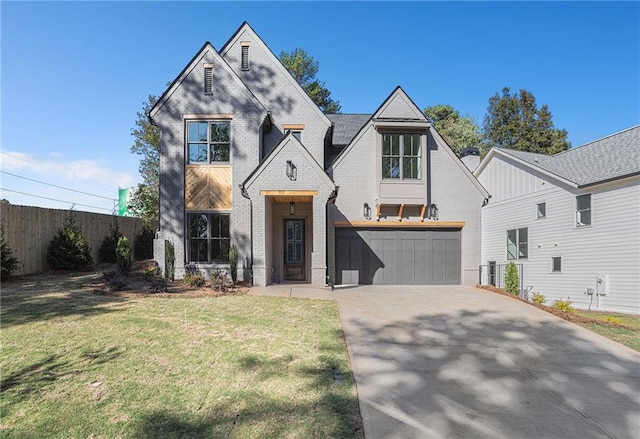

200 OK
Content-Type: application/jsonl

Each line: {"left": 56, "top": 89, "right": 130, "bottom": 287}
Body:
{"left": 150, "top": 22, "right": 488, "bottom": 287}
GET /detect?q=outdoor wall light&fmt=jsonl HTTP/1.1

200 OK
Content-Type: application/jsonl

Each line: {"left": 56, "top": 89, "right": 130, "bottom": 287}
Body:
{"left": 286, "top": 160, "right": 297, "bottom": 181}
{"left": 289, "top": 202, "right": 296, "bottom": 215}
{"left": 363, "top": 202, "right": 371, "bottom": 219}
{"left": 428, "top": 203, "right": 439, "bottom": 220}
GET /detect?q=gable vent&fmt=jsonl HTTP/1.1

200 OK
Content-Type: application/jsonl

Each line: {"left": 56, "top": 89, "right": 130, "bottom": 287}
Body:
{"left": 241, "top": 42, "right": 250, "bottom": 71}
{"left": 204, "top": 66, "right": 213, "bottom": 94}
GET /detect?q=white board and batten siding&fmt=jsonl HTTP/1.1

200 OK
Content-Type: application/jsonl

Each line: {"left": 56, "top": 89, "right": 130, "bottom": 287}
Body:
{"left": 479, "top": 155, "right": 640, "bottom": 315}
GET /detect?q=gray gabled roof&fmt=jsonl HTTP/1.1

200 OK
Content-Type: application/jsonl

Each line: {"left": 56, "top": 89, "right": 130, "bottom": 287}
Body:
{"left": 499, "top": 126, "right": 640, "bottom": 187}
{"left": 327, "top": 114, "right": 371, "bottom": 146}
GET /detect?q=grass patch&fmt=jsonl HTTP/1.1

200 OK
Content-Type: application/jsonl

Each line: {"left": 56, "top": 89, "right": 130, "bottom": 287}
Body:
{"left": 1, "top": 273, "right": 363, "bottom": 438}
{"left": 572, "top": 310, "right": 640, "bottom": 352}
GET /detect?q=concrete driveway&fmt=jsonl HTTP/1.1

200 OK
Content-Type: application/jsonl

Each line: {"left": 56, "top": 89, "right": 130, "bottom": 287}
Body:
{"left": 334, "top": 285, "right": 640, "bottom": 439}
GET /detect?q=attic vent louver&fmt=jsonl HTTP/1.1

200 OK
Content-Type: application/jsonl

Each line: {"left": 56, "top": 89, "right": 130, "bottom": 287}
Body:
{"left": 241, "top": 43, "right": 249, "bottom": 71}
{"left": 204, "top": 66, "right": 213, "bottom": 94}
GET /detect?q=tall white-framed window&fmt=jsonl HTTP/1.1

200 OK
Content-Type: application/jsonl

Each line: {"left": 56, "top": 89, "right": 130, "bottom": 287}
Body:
{"left": 507, "top": 228, "right": 528, "bottom": 260}
{"left": 576, "top": 194, "right": 591, "bottom": 227}
{"left": 382, "top": 133, "right": 421, "bottom": 179}
{"left": 187, "top": 121, "right": 231, "bottom": 164}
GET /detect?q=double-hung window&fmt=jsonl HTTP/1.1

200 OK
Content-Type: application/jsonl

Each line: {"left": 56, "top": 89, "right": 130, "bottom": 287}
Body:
{"left": 188, "top": 213, "right": 230, "bottom": 263}
{"left": 187, "top": 121, "right": 230, "bottom": 164}
{"left": 576, "top": 194, "right": 591, "bottom": 227}
{"left": 382, "top": 133, "right": 421, "bottom": 179}
{"left": 507, "top": 228, "right": 528, "bottom": 260}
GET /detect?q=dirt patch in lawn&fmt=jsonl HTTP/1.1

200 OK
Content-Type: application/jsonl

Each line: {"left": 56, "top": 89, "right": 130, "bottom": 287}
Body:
{"left": 477, "top": 284, "right": 634, "bottom": 329}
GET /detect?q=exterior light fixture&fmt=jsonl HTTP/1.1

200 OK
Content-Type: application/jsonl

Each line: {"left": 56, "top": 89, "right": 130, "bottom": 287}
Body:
{"left": 363, "top": 202, "right": 371, "bottom": 219}
{"left": 286, "top": 160, "right": 297, "bottom": 181}
{"left": 428, "top": 203, "right": 439, "bottom": 220}
{"left": 289, "top": 202, "right": 295, "bottom": 215}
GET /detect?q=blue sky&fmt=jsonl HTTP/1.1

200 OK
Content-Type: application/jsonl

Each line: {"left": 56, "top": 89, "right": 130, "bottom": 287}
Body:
{"left": 2, "top": 1, "right": 638, "bottom": 214}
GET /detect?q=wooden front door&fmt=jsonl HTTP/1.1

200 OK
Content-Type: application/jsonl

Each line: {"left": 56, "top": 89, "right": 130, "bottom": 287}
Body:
{"left": 284, "top": 219, "right": 305, "bottom": 281}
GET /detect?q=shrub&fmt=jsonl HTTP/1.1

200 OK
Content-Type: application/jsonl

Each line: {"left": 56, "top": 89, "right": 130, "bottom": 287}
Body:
{"left": 553, "top": 299, "right": 575, "bottom": 313}
{"left": 603, "top": 316, "right": 622, "bottom": 325}
{"left": 211, "top": 270, "right": 233, "bottom": 293}
{"left": 229, "top": 244, "right": 238, "bottom": 283}
{"left": 47, "top": 211, "right": 93, "bottom": 270}
{"left": 531, "top": 292, "right": 546, "bottom": 305}
{"left": 145, "top": 262, "right": 167, "bottom": 293}
{"left": 183, "top": 264, "right": 205, "bottom": 287}
{"left": 103, "top": 269, "right": 128, "bottom": 291}
{"left": 505, "top": 262, "right": 519, "bottom": 295}
{"left": 134, "top": 225, "right": 155, "bottom": 260}
{"left": 1, "top": 226, "right": 19, "bottom": 280}
{"left": 98, "top": 219, "right": 121, "bottom": 263}
{"left": 165, "top": 240, "right": 175, "bottom": 281}
{"left": 116, "top": 236, "right": 132, "bottom": 275}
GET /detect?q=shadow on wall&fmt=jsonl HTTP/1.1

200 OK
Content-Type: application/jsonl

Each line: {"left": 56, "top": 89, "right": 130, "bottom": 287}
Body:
{"left": 335, "top": 231, "right": 384, "bottom": 285}
{"left": 343, "top": 307, "right": 640, "bottom": 438}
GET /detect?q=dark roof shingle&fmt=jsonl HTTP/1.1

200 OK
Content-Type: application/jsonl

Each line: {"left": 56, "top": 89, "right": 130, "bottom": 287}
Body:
{"left": 327, "top": 114, "right": 371, "bottom": 146}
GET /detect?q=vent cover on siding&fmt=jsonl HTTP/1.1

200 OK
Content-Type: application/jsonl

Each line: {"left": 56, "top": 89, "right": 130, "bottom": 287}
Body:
{"left": 241, "top": 42, "right": 250, "bottom": 71}
{"left": 204, "top": 65, "right": 213, "bottom": 94}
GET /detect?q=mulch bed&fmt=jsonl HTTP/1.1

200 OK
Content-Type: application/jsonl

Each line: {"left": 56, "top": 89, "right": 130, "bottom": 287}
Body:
{"left": 476, "top": 284, "right": 632, "bottom": 329}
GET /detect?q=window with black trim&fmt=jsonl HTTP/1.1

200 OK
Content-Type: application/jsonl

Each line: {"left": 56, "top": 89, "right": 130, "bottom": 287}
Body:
{"left": 382, "top": 133, "right": 421, "bottom": 179}
{"left": 507, "top": 228, "right": 528, "bottom": 260}
{"left": 552, "top": 256, "right": 562, "bottom": 273}
{"left": 187, "top": 121, "right": 230, "bottom": 163}
{"left": 188, "top": 213, "right": 230, "bottom": 263}
{"left": 576, "top": 194, "right": 591, "bottom": 227}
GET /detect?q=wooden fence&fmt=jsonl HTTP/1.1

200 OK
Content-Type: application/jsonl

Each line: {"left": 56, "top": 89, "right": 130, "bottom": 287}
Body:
{"left": 1, "top": 204, "right": 157, "bottom": 275}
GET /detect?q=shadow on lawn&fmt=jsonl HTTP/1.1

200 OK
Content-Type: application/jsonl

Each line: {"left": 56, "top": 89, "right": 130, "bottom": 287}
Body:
{"left": 1, "top": 272, "right": 126, "bottom": 328}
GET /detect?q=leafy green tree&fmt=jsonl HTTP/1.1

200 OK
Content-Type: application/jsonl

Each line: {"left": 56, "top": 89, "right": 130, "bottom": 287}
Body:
{"left": 424, "top": 104, "right": 484, "bottom": 156}
{"left": 47, "top": 210, "right": 93, "bottom": 270}
{"left": 129, "top": 95, "right": 160, "bottom": 223}
{"left": 279, "top": 49, "right": 341, "bottom": 114}
{"left": 505, "top": 261, "right": 520, "bottom": 296}
{"left": 483, "top": 87, "right": 570, "bottom": 154}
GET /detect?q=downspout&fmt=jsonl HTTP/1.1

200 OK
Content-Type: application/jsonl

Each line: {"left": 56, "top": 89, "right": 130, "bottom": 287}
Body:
{"left": 325, "top": 187, "right": 339, "bottom": 289}
{"left": 240, "top": 183, "right": 254, "bottom": 286}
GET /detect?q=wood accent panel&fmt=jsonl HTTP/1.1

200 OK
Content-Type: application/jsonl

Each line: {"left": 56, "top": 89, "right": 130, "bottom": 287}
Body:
{"left": 183, "top": 114, "right": 233, "bottom": 120}
{"left": 260, "top": 190, "right": 317, "bottom": 196}
{"left": 333, "top": 221, "right": 465, "bottom": 228}
{"left": 283, "top": 124, "right": 305, "bottom": 130}
{"left": 398, "top": 204, "right": 404, "bottom": 222}
{"left": 420, "top": 204, "right": 427, "bottom": 221}
{"left": 186, "top": 166, "right": 232, "bottom": 210}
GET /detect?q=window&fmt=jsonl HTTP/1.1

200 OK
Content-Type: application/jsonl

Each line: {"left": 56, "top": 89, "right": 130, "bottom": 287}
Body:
{"left": 507, "top": 228, "right": 528, "bottom": 260}
{"left": 188, "top": 213, "right": 230, "bottom": 263}
{"left": 290, "top": 130, "right": 302, "bottom": 141}
{"left": 187, "top": 121, "right": 230, "bottom": 163}
{"left": 576, "top": 194, "right": 591, "bottom": 226}
{"left": 241, "top": 45, "right": 249, "bottom": 71}
{"left": 537, "top": 202, "right": 546, "bottom": 218}
{"left": 204, "top": 66, "right": 213, "bottom": 94}
{"left": 552, "top": 257, "right": 562, "bottom": 273}
{"left": 382, "top": 133, "right": 421, "bottom": 179}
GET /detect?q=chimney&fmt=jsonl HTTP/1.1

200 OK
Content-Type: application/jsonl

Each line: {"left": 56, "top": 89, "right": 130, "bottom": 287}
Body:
{"left": 460, "top": 147, "right": 480, "bottom": 172}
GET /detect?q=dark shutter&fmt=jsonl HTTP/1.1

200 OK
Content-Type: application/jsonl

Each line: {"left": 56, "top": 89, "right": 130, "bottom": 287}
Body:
{"left": 241, "top": 45, "right": 249, "bottom": 71}
{"left": 204, "top": 67, "right": 213, "bottom": 94}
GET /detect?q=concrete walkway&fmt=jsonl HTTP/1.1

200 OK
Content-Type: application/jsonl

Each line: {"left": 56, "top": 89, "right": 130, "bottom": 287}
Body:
{"left": 334, "top": 285, "right": 640, "bottom": 439}
{"left": 248, "top": 284, "right": 335, "bottom": 300}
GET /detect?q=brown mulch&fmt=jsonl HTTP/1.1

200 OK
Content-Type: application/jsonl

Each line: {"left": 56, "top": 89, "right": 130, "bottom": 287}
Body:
{"left": 476, "top": 284, "right": 633, "bottom": 329}
{"left": 84, "top": 260, "right": 249, "bottom": 298}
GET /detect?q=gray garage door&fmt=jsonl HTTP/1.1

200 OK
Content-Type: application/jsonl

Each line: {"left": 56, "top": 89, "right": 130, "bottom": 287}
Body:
{"left": 335, "top": 228, "right": 461, "bottom": 285}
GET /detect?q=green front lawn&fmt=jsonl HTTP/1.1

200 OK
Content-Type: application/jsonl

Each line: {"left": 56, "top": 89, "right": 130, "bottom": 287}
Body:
{"left": 1, "top": 273, "right": 363, "bottom": 438}
{"left": 572, "top": 310, "right": 640, "bottom": 352}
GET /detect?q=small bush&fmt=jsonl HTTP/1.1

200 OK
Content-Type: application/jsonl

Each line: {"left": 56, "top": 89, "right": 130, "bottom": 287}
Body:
{"left": 531, "top": 292, "right": 546, "bottom": 305}
{"left": 505, "top": 262, "right": 519, "bottom": 295}
{"left": 134, "top": 225, "right": 155, "bottom": 260}
{"left": 47, "top": 211, "right": 93, "bottom": 270}
{"left": 229, "top": 244, "right": 238, "bottom": 283}
{"left": 603, "top": 316, "right": 623, "bottom": 325}
{"left": 553, "top": 299, "right": 575, "bottom": 313}
{"left": 183, "top": 264, "right": 205, "bottom": 287}
{"left": 103, "top": 269, "right": 128, "bottom": 291}
{"left": 145, "top": 262, "right": 167, "bottom": 293}
{"left": 116, "top": 236, "right": 132, "bottom": 275}
{"left": 165, "top": 240, "right": 175, "bottom": 281}
{"left": 145, "top": 262, "right": 162, "bottom": 282}
{"left": 1, "top": 227, "right": 19, "bottom": 280}
{"left": 211, "top": 270, "right": 233, "bottom": 293}
{"left": 97, "top": 219, "right": 121, "bottom": 263}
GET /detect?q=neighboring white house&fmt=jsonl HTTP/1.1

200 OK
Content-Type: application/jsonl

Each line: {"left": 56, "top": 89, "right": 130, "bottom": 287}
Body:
{"left": 475, "top": 126, "right": 640, "bottom": 315}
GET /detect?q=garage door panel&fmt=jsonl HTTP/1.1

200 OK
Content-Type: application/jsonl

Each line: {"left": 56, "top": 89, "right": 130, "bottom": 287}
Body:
{"left": 336, "top": 228, "right": 460, "bottom": 285}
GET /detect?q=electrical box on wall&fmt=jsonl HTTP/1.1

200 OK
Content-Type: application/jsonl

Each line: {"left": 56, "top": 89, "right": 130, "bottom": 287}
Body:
{"left": 596, "top": 275, "right": 609, "bottom": 296}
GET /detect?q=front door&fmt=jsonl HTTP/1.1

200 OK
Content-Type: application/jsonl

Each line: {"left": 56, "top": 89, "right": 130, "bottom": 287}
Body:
{"left": 284, "top": 219, "right": 305, "bottom": 281}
